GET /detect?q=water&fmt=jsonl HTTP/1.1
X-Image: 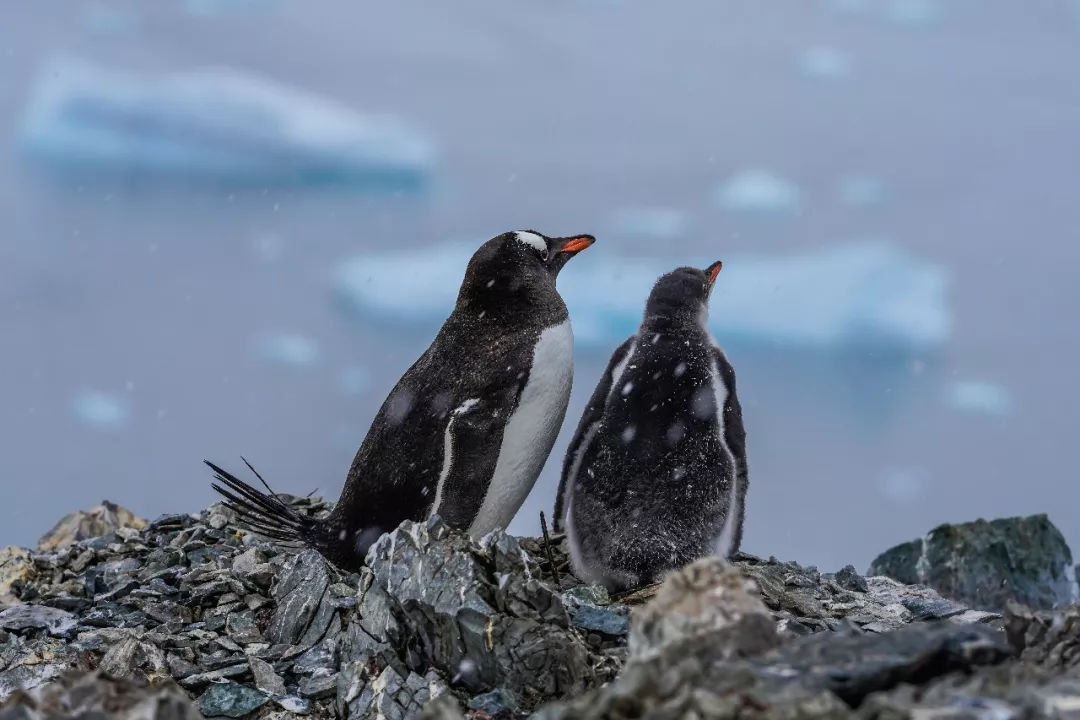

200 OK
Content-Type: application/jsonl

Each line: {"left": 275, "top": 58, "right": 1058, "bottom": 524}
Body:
{"left": 2, "top": 0, "right": 1079, "bottom": 572}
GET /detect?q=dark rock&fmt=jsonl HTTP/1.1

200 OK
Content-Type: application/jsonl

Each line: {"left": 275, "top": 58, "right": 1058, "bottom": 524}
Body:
{"left": 198, "top": 681, "right": 268, "bottom": 717}
{"left": 469, "top": 688, "right": 517, "bottom": 718}
{"left": 869, "top": 514, "right": 1077, "bottom": 611}
{"left": 298, "top": 672, "right": 337, "bottom": 699}
{"left": 266, "top": 551, "right": 330, "bottom": 647}
{"left": 1004, "top": 602, "right": 1080, "bottom": 669}
{"left": 0, "top": 670, "right": 199, "bottom": 720}
{"left": 358, "top": 516, "right": 593, "bottom": 703}
{"left": 569, "top": 605, "right": 629, "bottom": 637}
{"left": 247, "top": 655, "right": 286, "bottom": 697}
{"left": 535, "top": 622, "right": 1010, "bottom": 719}
{"left": 834, "top": 565, "right": 868, "bottom": 593}
{"left": 0, "top": 606, "right": 77, "bottom": 639}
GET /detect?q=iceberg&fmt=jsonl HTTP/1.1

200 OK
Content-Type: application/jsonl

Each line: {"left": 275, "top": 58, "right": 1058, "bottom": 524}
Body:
{"left": 72, "top": 390, "right": 129, "bottom": 430}
{"left": 332, "top": 240, "right": 951, "bottom": 353}
{"left": 252, "top": 333, "right": 321, "bottom": 369}
{"left": 946, "top": 381, "right": 1012, "bottom": 416}
{"left": 19, "top": 57, "right": 433, "bottom": 188}
{"left": 885, "top": 0, "right": 940, "bottom": 26}
{"left": 837, "top": 174, "right": 886, "bottom": 207}
{"left": 714, "top": 169, "right": 802, "bottom": 216}
{"left": 606, "top": 207, "right": 690, "bottom": 242}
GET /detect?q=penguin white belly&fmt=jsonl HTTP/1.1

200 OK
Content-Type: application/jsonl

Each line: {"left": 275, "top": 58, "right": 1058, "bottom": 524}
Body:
{"left": 468, "top": 320, "right": 574, "bottom": 537}
{"left": 708, "top": 346, "right": 740, "bottom": 558}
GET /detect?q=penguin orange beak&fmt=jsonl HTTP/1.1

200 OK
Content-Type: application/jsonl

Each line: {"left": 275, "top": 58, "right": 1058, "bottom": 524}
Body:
{"left": 705, "top": 260, "right": 723, "bottom": 292}
{"left": 557, "top": 235, "right": 595, "bottom": 254}
{"left": 546, "top": 234, "right": 595, "bottom": 278}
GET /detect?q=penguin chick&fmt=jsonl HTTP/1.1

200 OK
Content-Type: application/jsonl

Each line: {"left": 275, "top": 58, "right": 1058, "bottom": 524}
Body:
{"left": 554, "top": 261, "right": 748, "bottom": 593}
{"left": 208, "top": 230, "right": 595, "bottom": 570}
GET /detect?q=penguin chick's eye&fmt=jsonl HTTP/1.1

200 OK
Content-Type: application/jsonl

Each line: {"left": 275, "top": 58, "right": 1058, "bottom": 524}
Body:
{"left": 514, "top": 231, "right": 548, "bottom": 257}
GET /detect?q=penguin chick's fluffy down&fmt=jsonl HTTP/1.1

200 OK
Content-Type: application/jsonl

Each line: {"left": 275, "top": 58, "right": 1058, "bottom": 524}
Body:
{"left": 555, "top": 261, "right": 748, "bottom": 593}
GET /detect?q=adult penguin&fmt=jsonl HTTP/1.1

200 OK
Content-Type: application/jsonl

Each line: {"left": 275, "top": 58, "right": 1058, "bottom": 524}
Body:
{"left": 554, "top": 262, "right": 748, "bottom": 592}
{"left": 208, "top": 230, "right": 594, "bottom": 570}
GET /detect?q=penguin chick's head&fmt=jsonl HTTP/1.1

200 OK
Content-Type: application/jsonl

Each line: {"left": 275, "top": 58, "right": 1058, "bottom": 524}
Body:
{"left": 459, "top": 230, "right": 595, "bottom": 309}
{"left": 644, "top": 261, "right": 723, "bottom": 327}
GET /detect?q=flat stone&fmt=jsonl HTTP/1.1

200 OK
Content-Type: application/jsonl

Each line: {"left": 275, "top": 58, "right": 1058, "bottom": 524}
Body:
{"left": 248, "top": 655, "right": 286, "bottom": 697}
{"left": 198, "top": 681, "right": 269, "bottom": 718}
{"left": 0, "top": 605, "right": 77, "bottom": 638}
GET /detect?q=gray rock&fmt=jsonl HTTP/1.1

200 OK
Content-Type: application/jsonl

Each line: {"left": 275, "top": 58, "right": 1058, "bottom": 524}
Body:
{"left": 0, "top": 670, "right": 199, "bottom": 720}
{"left": 628, "top": 558, "right": 779, "bottom": 662}
{"left": 0, "top": 606, "right": 76, "bottom": 639}
{"left": 834, "top": 565, "right": 868, "bottom": 593}
{"left": 360, "top": 516, "right": 593, "bottom": 700}
{"left": 197, "top": 681, "right": 269, "bottom": 717}
{"left": 339, "top": 664, "right": 433, "bottom": 720}
{"left": 266, "top": 551, "right": 331, "bottom": 647}
{"left": 247, "top": 655, "right": 286, "bottom": 697}
{"left": 469, "top": 688, "right": 517, "bottom": 718}
{"left": 298, "top": 672, "right": 336, "bottom": 699}
{"left": 569, "top": 605, "right": 628, "bottom": 637}
{"left": 869, "top": 514, "right": 1075, "bottom": 611}
{"left": 535, "top": 623, "right": 1010, "bottom": 719}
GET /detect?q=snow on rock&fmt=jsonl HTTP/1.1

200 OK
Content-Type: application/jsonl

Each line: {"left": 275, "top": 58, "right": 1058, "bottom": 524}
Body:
{"left": 714, "top": 169, "right": 802, "bottom": 215}
{"left": 332, "top": 240, "right": 951, "bottom": 353}
{"left": 19, "top": 56, "right": 433, "bottom": 188}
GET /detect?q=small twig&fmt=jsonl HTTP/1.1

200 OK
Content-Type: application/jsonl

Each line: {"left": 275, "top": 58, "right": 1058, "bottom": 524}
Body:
{"left": 539, "top": 511, "right": 562, "bottom": 590}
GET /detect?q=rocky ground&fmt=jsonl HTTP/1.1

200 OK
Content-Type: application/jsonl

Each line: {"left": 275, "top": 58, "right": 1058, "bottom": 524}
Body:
{"left": 0, "top": 501, "right": 1077, "bottom": 719}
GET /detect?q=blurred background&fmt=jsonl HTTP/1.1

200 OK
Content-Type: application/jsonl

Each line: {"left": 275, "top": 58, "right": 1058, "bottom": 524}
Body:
{"left": 3, "top": 0, "right": 1078, "bottom": 572}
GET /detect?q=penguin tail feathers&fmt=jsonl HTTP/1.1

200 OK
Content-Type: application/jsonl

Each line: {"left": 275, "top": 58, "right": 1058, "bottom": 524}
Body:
{"left": 205, "top": 458, "right": 322, "bottom": 550}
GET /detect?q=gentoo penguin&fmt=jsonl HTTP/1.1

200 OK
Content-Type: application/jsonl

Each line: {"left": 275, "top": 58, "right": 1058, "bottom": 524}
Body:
{"left": 554, "top": 262, "right": 748, "bottom": 593}
{"left": 208, "top": 230, "right": 594, "bottom": 571}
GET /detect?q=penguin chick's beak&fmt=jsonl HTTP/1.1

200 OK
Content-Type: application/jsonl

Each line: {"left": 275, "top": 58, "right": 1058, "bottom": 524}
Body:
{"left": 546, "top": 234, "right": 595, "bottom": 277}
{"left": 705, "top": 260, "right": 723, "bottom": 293}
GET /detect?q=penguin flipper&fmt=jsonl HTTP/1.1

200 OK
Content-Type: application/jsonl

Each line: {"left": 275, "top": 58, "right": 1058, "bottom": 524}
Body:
{"left": 711, "top": 346, "right": 749, "bottom": 553}
{"left": 430, "top": 402, "right": 506, "bottom": 529}
{"left": 554, "top": 335, "right": 635, "bottom": 532}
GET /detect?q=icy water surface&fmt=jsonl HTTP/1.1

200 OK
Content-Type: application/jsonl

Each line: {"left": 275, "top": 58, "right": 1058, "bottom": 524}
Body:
{"left": 2, "top": 0, "right": 1079, "bottom": 571}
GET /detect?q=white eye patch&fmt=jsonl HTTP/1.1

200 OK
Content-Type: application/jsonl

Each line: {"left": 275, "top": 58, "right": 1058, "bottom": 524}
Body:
{"left": 514, "top": 231, "right": 547, "bottom": 254}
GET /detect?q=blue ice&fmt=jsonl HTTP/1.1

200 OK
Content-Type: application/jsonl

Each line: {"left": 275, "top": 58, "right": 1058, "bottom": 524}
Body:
{"left": 253, "top": 333, "right": 321, "bottom": 369}
{"left": 72, "top": 390, "right": 130, "bottom": 430}
{"left": 714, "top": 169, "right": 802, "bottom": 216}
{"left": 885, "top": 0, "right": 940, "bottom": 27}
{"left": 332, "top": 240, "right": 951, "bottom": 353}
{"left": 184, "top": 0, "right": 277, "bottom": 16}
{"left": 946, "top": 381, "right": 1012, "bottom": 416}
{"left": 19, "top": 57, "right": 433, "bottom": 188}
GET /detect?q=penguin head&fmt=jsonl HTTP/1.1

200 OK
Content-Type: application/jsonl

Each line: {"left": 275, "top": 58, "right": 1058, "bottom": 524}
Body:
{"left": 458, "top": 230, "right": 595, "bottom": 314}
{"left": 644, "top": 261, "right": 723, "bottom": 326}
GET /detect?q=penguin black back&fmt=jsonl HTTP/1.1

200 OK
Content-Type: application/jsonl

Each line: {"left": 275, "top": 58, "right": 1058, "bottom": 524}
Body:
{"left": 209, "top": 230, "right": 594, "bottom": 570}
{"left": 555, "top": 262, "right": 748, "bottom": 592}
